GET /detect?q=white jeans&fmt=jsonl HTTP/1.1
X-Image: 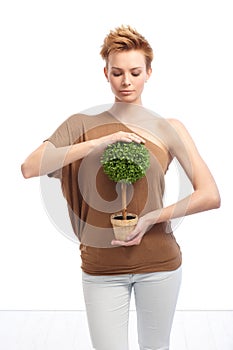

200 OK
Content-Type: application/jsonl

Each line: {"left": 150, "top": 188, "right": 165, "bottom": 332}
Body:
{"left": 82, "top": 266, "right": 182, "bottom": 350}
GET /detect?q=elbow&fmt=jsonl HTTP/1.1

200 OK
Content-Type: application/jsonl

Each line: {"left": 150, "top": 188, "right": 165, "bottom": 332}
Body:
{"left": 206, "top": 191, "right": 221, "bottom": 210}
{"left": 212, "top": 193, "right": 221, "bottom": 209}
{"left": 21, "top": 162, "right": 37, "bottom": 179}
{"left": 21, "top": 162, "right": 31, "bottom": 179}
{"left": 194, "top": 188, "right": 221, "bottom": 212}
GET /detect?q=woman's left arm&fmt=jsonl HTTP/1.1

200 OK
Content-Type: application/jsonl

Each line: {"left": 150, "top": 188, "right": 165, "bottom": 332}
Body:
{"left": 112, "top": 118, "right": 221, "bottom": 246}
{"left": 159, "top": 118, "right": 221, "bottom": 216}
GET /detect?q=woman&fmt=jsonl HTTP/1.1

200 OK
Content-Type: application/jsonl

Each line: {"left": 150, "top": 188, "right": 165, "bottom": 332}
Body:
{"left": 21, "top": 25, "right": 220, "bottom": 350}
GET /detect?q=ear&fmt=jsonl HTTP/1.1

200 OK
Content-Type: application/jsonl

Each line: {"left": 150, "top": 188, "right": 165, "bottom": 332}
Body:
{"left": 146, "top": 67, "right": 152, "bottom": 82}
{"left": 104, "top": 67, "right": 109, "bottom": 81}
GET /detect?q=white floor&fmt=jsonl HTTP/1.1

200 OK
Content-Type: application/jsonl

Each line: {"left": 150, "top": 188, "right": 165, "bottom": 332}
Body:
{"left": 0, "top": 310, "right": 232, "bottom": 350}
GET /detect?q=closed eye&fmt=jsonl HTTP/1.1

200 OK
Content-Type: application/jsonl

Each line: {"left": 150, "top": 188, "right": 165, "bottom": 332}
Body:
{"left": 110, "top": 67, "right": 143, "bottom": 77}
{"left": 111, "top": 72, "right": 141, "bottom": 77}
{"left": 112, "top": 72, "right": 122, "bottom": 77}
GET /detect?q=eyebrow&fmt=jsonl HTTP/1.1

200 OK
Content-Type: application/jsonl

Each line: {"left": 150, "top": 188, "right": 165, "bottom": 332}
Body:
{"left": 111, "top": 66, "right": 143, "bottom": 70}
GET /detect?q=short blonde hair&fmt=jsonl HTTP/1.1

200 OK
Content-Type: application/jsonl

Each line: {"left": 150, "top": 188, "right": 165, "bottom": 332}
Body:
{"left": 100, "top": 25, "right": 153, "bottom": 70}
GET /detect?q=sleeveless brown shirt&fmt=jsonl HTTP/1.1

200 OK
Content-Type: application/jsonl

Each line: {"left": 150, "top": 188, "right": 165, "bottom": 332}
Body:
{"left": 47, "top": 111, "right": 182, "bottom": 275}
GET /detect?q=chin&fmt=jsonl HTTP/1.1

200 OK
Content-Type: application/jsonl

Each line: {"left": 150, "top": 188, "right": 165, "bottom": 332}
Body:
{"left": 116, "top": 96, "right": 139, "bottom": 104}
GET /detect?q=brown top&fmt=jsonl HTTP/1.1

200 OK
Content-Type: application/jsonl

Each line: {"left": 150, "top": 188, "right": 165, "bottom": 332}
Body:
{"left": 47, "top": 110, "right": 182, "bottom": 275}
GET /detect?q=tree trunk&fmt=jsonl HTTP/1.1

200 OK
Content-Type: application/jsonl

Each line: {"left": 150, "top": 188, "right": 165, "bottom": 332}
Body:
{"left": 121, "top": 182, "right": 127, "bottom": 220}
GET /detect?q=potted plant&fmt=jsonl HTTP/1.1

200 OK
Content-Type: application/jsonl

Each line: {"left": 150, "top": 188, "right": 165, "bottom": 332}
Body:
{"left": 101, "top": 141, "right": 150, "bottom": 241}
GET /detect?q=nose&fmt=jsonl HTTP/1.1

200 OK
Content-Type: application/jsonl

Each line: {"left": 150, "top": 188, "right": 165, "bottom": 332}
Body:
{"left": 122, "top": 74, "right": 131, "bottom": 86}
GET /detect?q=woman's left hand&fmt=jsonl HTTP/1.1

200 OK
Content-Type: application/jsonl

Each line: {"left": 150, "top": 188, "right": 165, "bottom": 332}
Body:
{"left": 111, "top": 214, "right": 153, "bottom": 246}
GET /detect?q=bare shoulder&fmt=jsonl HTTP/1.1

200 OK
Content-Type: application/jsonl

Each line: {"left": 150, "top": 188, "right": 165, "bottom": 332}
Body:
{"left": 166, "top": 118, "right": 187, "bottom": 131}
{"left": 165, "top": 117, "right": 201, "bottom": 158}
{"left": 166, "top": 118, "right": 194, "bottom": 140}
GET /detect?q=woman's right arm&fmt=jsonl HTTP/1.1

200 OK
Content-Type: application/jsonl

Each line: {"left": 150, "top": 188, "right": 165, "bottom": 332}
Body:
{"left": 21, "top": 131, "right": 145, "bottom": 179}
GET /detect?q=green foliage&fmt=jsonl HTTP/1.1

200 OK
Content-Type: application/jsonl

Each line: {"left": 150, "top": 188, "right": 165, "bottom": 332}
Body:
{"left": 101, "top": 141, "right": 150, "bottom": 184}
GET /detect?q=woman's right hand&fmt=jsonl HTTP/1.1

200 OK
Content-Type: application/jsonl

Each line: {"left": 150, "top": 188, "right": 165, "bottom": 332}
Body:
{"left": 22, "top": 132, "right": 145, "bottom": 179}
{"left": 97, "top": 131, "right": 145, "bottom": 147}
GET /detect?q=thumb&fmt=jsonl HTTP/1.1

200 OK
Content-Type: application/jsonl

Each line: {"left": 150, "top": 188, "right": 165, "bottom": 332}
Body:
{"left": 126, "top": 228, "right": 139, "bottom": 241}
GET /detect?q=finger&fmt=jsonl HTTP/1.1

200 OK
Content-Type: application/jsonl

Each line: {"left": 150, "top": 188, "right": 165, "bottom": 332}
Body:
{"left": 111, "top": 238, "right": 137, "bottom": 246}
{"left": 111, "top": 238, "right": 141, "bottom": 246}
{"left": 111, "top": 239, "right": 128, "bottom": 246}
{"left": 126, "top": 229, "right": 140, "bottom": 241}
{"left": 119, "top": 133, "right": 145, "bottom": 144}
{"left": 123, "top": 238, "right": 142, "bottom": 246}
{"left": 129, "top": 133, "right": 145, "bottom": 144}
{"left": 126, "top": 233, "right": 136, "bottom": 241}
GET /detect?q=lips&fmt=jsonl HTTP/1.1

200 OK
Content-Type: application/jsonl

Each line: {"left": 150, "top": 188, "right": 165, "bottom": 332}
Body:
{"left": 119, "top": 90, "right": 134, "bottom": 94}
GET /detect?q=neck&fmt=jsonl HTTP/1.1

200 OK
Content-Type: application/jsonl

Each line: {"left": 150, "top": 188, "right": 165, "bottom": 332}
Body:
{"left": 109, "top": 102, "right": 146, "bottom": 123}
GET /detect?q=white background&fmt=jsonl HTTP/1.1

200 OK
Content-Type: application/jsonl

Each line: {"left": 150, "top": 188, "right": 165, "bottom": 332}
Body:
{"left": 0, "top": 0, "right": 232, "bottom": 310}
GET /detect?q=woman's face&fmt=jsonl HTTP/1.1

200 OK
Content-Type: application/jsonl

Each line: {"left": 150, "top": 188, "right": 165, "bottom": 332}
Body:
{"left": 104, "top": 50, "right": 152, "bottom": 105}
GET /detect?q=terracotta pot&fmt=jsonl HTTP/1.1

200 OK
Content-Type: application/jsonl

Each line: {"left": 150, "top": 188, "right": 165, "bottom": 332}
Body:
{"left": 110, "top": 213, "right": 138, "bottom": 241}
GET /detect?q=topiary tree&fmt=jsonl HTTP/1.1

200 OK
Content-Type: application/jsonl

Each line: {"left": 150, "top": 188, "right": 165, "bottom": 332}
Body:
{"left": 101, "top": 141, "right": 150, "bottom": 220}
